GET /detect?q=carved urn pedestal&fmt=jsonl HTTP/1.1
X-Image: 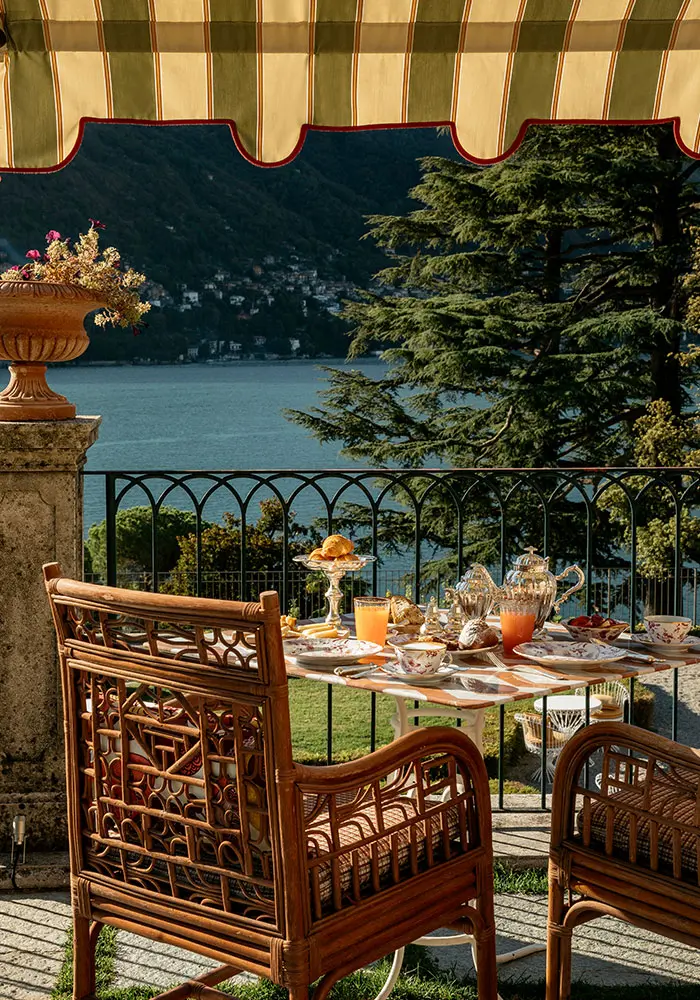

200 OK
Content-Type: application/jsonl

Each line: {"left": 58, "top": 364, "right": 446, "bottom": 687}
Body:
{"left": 0, "top": 281, "right": 101, "bottom": 420}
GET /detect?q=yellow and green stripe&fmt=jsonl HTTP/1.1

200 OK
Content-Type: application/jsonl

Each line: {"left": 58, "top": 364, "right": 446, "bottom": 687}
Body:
{"left": 608, "top": 0, "right": 687, "bottom": 120}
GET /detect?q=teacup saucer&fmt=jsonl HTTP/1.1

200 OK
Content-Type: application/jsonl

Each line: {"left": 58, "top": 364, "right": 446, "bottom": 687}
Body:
{"left": 381, "top": 662, "right": 461, "bottom": 687}
{"left": 618, "top": 631, "right": 700, "bottom": 652}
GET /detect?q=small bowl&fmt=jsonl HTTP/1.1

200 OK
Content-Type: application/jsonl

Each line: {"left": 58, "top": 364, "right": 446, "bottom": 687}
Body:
{"left": 562, "top": 618, "right": 628, "bottom": 643}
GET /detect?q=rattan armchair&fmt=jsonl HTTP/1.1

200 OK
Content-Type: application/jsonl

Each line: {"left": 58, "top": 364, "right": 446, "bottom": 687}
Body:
{"left": 44, "top": 565, "right": 497, "bottom": 1000}
{"left": 547, "top": 721, "right": 700, "bottom": 1000}
{"left": 573, "top": 681, "right": 628, "bottom": 723}
{"left": 515, "top": 712, "right": 575, "bottom": 785}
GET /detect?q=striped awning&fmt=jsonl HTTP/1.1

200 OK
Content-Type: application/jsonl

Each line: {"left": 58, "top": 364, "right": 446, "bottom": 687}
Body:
{"left": 1, "top": 1, "right": 700, "bottom": 171}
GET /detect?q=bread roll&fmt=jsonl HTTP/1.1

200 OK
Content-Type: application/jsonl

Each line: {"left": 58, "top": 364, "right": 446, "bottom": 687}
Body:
{"left": 389, "top": 595, "right": 424, "bottom": 626}
{"left": 459, "top": 619, "right": 498, "bottom": 650}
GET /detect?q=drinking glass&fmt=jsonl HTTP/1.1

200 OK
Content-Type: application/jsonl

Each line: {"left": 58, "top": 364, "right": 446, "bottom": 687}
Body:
{"left": 499, "top": 599, "right": 538, "bottom": 655}
{"left": 354, "top": 597, "right": 390, "bottom": 646}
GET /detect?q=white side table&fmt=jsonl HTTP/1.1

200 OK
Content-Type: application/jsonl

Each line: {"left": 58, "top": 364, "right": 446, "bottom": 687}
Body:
{"left": 533, "top": 693, "right": 602, "bottom": 733}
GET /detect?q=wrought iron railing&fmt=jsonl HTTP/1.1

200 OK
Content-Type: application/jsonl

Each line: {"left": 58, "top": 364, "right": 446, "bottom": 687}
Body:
{"left": 82, "top": 466, "right": 700, "bottom": 808}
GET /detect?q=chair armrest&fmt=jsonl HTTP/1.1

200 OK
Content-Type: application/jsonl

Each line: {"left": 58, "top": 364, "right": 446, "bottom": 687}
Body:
{"left": 293, "top": 725, "right": 488, "bottom": 792}
{"left": 292, "top": 727, "right": 493, "bottom": 920}
{"left": 551, "top": 721, "right": 700, "bottom": 852}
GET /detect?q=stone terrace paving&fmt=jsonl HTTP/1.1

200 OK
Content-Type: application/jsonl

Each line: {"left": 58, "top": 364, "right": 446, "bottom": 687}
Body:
{"left": 3, "top": 811, "right": 700, "bottom": 1000}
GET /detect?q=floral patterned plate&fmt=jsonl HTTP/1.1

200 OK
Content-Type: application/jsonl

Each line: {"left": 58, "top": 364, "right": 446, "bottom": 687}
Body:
{"left": 513, "top": 640, "right": 626, "bottom": 668}
{"left": 284, "top": 637, "right": 383, "bottom": 667}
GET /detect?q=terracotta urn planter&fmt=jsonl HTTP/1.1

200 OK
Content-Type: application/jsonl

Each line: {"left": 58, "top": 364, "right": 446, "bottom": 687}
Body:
{"left": 0, "top": 280, "right": 103, "bottom": 420}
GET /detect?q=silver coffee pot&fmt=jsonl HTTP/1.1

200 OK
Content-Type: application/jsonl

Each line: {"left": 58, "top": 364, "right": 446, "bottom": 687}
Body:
{"left": 500, "top": 547, "right": 584, "bottom": 629}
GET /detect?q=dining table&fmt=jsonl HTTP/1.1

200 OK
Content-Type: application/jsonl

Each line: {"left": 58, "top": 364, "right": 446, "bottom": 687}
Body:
{"left": 285, "top": 616, "right": 700, "bottom": 751}
{"left": 284, "top": 614, "right": 700, "bottom": 979}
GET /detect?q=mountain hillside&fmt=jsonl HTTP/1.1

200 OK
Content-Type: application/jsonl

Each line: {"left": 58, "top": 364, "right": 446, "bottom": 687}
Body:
{"left": 0, "top": 124, "right": 454, "bottom": 361}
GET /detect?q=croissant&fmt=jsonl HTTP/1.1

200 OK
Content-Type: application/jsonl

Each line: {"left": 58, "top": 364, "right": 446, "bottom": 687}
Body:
{"left": 321, "top": 533, "right": 354, "bottom": 558}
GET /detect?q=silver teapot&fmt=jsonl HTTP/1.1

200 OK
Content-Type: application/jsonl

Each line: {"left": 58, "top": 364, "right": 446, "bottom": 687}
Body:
{"left": 445, "top": 564, "right": 499, "bottom": 622}
{"left": 500, "top": 546, "right": 585, "bottom": 630}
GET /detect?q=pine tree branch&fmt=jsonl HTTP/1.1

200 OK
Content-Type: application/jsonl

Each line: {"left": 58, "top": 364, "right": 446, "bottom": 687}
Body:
{"left": 570, "top": 269, "right": 623, "bottom": 308}
{"left": 557, "top": 407, "right": 647, "bottom": 458}
{"left": 474, "top": 406, "right": 515, "bottom": 454}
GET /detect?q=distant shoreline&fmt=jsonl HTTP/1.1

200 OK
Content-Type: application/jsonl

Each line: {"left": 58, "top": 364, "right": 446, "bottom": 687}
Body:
{"left": 61, "top": 355, "right": 370, "bottom": 368}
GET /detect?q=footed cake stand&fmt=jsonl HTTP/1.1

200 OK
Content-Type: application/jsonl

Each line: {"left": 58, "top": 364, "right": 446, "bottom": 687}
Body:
{"left": 293, "top": 553, "right": 377, "bottom": 626}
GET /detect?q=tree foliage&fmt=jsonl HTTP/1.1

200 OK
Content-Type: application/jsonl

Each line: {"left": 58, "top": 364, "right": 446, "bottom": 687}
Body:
{"left": 286, "top": 124, "right": 700, "bottom": 578}
{"left": 167, "top": 499, "right": 311, "bottom": 597}
{"left": 86, "top": 505, "right": 201, "bottom": 579}
{"left": 289, "top": 124, "right": 700, "bottom": 470}
{"left": 599, "top": 400, "right": 700, "bottom": 578}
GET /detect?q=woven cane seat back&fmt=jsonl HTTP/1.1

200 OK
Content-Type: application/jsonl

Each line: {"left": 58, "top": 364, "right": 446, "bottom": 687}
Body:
{"left": 577, "top": 748, "right": 700, "bottom": 881}
{"left": 46, "top": 578, "right": 291, "bottom": 927}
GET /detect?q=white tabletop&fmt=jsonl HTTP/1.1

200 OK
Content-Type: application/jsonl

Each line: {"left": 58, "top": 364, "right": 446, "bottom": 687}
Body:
{"left": 533, "top": 694, "right": 602, "bottom": 713}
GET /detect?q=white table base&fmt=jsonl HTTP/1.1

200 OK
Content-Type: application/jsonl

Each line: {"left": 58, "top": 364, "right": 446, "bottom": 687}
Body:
{"left": 374, "top": 694, "right": 544, "bottom": 1000}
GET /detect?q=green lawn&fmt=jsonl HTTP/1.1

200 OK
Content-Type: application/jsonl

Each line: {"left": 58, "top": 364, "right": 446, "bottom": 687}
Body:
{"left": 288, "top": 676, "right": 526, "bottom": 773}
{"left": 287, "top": 676, "right": 656, "bottom": 784}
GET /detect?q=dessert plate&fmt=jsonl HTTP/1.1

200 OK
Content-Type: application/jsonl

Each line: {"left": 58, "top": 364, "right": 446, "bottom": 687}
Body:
{"left": 450, "top": 642, "right": 500, "bottom": 662}
{"left": 513, "top": 640, "right": 626, "bottom": 669}
{"left": 284, "top": 637, "right": 382, "bottom": 667}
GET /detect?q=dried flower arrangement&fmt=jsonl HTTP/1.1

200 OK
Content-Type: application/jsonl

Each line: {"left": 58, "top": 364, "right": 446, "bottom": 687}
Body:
{"left": 0, "top": 220, "right": 150, "bottom": 330}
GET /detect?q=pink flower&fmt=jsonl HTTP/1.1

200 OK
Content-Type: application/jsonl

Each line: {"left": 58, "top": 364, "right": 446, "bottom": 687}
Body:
{"left": 45, "top": 230, "right": 61, "bottom": 242}
{"left": 89, "top": 218, "right": 106, "bottom": 230}
{"left": 9, "top": 264, "right": 19, "bottom": 271}
{"left": 25, "top": 249, "right": 41, "bottom": 260}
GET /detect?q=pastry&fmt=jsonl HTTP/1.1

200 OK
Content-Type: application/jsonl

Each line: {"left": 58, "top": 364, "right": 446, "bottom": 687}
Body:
{"left": 459, "top": 618, "right": 498, "bottom": 650}
{"left": 321, "top": 533, "right": 354, "bottom": 558}
{"left": 440, "top": 630, "right": 461, "bottom": 651}
{"left": 309, "top": 547, "right": 327, "bottom": 560}
{"left": 389, "top": 595, "right": 425, "bottom": 626}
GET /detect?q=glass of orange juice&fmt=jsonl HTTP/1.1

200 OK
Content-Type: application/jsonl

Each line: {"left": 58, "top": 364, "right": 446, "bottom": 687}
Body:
{"left": 354, "top": 597, "right": 391, "bottom": 646}
{"left": 499, "top": 599, "right": 538, "bottom": 655}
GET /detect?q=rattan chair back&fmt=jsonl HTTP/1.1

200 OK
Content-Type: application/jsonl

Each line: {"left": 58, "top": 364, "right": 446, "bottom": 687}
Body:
{"left": 45, "top": 564, "right": 498, "bottom": 1000}
{"left": 44, "top": 567, "right": 297, "bottom": 935}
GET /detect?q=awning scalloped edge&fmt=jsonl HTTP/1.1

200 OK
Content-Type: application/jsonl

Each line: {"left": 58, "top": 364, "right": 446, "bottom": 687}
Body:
{"left": 0, "top": 6, "right": 699, "bottom": 172}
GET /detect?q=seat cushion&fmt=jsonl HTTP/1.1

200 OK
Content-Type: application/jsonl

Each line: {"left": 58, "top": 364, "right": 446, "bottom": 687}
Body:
{"left": 591, "top": 706, "right": 624, "bottom": 720}
{"left": 580, "top": 773, "right": 700, "bottom": 877}
{"left": 306, "top": 795, "right": 463, "bottom": 910}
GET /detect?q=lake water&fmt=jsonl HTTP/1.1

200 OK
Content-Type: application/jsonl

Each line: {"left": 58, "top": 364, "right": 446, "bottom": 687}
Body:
{"left": 47, "top": 360, "right": 387, "bottom": 528}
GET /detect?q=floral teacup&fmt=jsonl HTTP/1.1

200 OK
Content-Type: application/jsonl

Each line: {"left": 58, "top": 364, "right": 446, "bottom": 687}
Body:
{"left": 392, "top": 640, "right": 452, "bottom": 675}
{"left": 644, "top": 615, "right": 693, "bottom": 645}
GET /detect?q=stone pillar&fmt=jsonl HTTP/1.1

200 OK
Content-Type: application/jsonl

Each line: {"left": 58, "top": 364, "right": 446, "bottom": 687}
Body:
{"left": 0, "top": 417, "right": 100, "bottom": 849}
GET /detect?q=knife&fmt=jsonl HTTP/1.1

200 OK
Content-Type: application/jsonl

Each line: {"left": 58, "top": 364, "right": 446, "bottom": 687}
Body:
{"left": 334, "top": 663, "right": 382, "bottom": 678}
